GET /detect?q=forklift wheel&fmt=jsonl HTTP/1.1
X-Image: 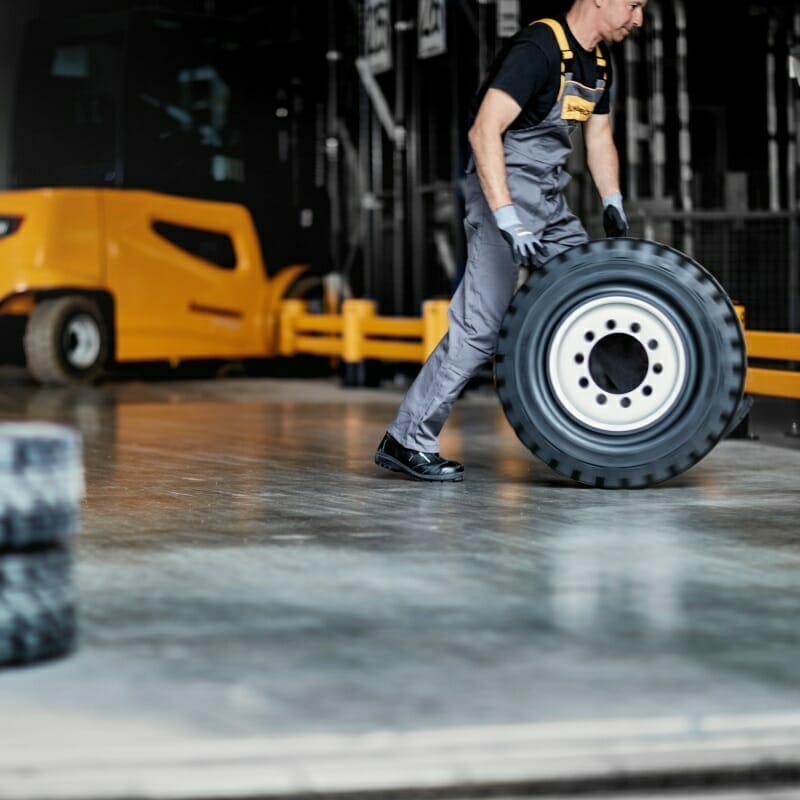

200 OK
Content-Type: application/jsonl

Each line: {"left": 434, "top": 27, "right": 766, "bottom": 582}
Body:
{"left": 495, "top": 238, "right": 746, "bottom": 489}
{"left": 24, "top": 296, "right": 109, "bottom": 386}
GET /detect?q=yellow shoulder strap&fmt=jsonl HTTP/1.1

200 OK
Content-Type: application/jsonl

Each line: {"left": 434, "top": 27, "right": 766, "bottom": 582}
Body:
{"left": 531, "top": 18, "right": 607, "bottom": 90}
{"left": 530, "top": 18, "right": 570, "bottom": 100}
{"left": 595, "top": 46, "right": 607, "bottom": 73}
{"left": 531, "top": 18, "right": 572, "bottom": 61}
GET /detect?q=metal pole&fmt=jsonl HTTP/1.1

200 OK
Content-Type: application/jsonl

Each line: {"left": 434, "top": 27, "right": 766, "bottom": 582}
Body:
{"left": 767, "top": 15, "right": 780, "bottom": 212}
{"left": 648, "top": 1, "right": 665, "bottom": 200}
{"left": 358, "top": 0, "right": 373, "bottom": 299}
{"left": 674, "top": 0, "right": 693, "bottom": 254}
{"left": 452, "top": 0, "right": 466, "bottom": 289}
{"left": 795, "top": 11, "right": 800, "bottom": 206}
{"left": 795, "top": 10, "right": 800, "bottom": 208}
{"left": 408, "top": 16, "right": 424, "bottom": 314}
{"left": 326, "top": 0, "right": 342, "bottom": 272}
{"left": 477, "top": 0, "right": 492, "bottom": 81}
{"left": 392, "top": 9, "right": 411, "bottom": 314}
{"left": 372, "top": 110, "right": 385, "bottom": 310}
{"left": 789, "top": 10, "right": 800, "bottom": 331}
{"left": 623, "top": 35, "right": 640, "bottom": 202}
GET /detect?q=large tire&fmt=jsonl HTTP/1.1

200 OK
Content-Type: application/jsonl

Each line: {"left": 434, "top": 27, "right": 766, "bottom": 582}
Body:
{"left": 24, "top": 296, "right": 110, "bottom": 386}
{"left": 0, "top": 422, "right": 84, "bottom": 549}
{"left": 0, "top": 491, "right": 79, "bottom": 551}
{"left": 495, "top": 238, "right": 746, "bottom": 489}
{"left": 0, "top": 547, "right": 76, "bottom": 668}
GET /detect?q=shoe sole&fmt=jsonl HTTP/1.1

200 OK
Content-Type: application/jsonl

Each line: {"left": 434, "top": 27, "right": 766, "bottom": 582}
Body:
{"left": 374, "top": 453, "right": 464, "bottom": 482}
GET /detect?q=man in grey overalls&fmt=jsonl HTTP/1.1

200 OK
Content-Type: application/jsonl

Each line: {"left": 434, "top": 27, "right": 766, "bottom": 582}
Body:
{"left": 376, "top": 0, "right": 646, "bottom": 481}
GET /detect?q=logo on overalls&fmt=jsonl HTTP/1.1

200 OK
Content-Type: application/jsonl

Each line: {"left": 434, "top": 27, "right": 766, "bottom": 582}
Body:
{"left": 562, "top": 96, "right": 596, "bottom": 122}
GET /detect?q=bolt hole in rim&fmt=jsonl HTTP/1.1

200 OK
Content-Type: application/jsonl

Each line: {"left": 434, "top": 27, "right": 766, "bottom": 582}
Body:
{"left": 63, "top": 314, "right": 102, "bottom": 369}
{"left": 547, "top": 295, "right": 687, "bottom": 433}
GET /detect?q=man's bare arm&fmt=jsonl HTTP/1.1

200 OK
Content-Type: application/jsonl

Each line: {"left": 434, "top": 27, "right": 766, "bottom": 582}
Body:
{"left": 467, "top": 88, "right": 523, "bottom": 211}
{"left": 585, "top": 112, "right": 630, "bottom": 235}
{"left": 584, "top": 112, "right": 621, "bottom": 199}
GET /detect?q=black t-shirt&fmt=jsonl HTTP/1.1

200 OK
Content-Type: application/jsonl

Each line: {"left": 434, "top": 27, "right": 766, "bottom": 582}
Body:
{"left": 470, "top": 16, "right": 613, "bottom": 130}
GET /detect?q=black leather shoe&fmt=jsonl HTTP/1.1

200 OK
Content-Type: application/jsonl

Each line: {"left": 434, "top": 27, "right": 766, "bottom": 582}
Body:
{"left": 374, "top": 433, "right": 464, "bottom": 482}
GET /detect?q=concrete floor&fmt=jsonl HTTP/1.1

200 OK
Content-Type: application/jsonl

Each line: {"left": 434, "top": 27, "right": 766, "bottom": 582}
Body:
{"left": 0, "top": 367, "right": 799, "bottom": 799}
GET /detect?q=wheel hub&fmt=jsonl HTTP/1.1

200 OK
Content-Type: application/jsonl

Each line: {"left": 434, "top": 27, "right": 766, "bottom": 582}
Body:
{"left": 547, "top": 295, "right": 687, "bottom": 433}
{"left": 63, "top": 314, "right": 102, "bottom": 369}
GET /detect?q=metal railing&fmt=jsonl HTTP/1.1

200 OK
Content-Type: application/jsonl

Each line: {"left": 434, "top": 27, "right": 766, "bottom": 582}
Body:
{"left": 587, "top": 209, "right": 800, "bottom": 333}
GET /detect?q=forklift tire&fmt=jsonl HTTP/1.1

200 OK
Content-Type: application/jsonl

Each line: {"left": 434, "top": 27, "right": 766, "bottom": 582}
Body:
{"left": 0, "top": 493, "right": 79, "bottom": 551}
{"left": 0, "top": 422, "right": 84, "bottom": 549}
{"left": 24, "top": 296, "right": 110, "bottom": 386}
{"left": 0, "top": 547, "right": 76, "bottom": 668}
{"left": 495, "top": 238, "right": 746, "bottom": 489}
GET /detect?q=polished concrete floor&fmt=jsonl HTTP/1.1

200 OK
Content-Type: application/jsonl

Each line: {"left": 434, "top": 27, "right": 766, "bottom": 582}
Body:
{"left": 0, "top": 365, "right": 799, "bottom": 799}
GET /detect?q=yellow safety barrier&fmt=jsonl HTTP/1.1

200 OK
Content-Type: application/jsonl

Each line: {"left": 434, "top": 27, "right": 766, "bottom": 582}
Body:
{"left": 744, "top": 331, "right": 800, "bottom": 399}
{"left": 736, "top": 305, "right": 800, "bottom": 400}
{"left": 278, "top": 297, "right": 450, "bottom": 365}
{"left": 279, "top": 298, "right": 800, "bottom": 399}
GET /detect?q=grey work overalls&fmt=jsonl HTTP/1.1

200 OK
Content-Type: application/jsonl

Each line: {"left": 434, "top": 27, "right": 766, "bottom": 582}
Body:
{"left": 388, "top": 19, "right": 608, "bottom": 452}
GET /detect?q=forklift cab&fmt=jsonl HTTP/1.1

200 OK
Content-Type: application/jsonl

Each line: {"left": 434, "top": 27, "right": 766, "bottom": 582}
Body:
{"left": 1, "top": 9, "right": 327, "bottom": 385}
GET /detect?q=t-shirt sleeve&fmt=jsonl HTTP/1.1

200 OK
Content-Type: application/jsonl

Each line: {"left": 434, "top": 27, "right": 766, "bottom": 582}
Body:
{"left": 488, "top": 39, "right": 555, "bottom": 111}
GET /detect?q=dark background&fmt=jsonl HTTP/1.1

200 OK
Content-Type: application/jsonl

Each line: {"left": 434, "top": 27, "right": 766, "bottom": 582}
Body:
{"left": 1, "top": 0, "right": 797, "bottom": 325}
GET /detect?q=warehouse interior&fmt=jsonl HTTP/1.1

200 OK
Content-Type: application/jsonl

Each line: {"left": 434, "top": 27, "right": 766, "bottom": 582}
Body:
{"left": 0, "top": 1, "right": 799, "bottom": 799}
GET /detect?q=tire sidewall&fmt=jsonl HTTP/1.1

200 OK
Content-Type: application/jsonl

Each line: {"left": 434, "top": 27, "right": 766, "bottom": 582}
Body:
{"left": 0, "top": 547, "right": 76, "bottom": 667}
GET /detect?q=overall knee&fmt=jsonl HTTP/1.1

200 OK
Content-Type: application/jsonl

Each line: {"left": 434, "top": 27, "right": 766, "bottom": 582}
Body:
{"left": 461, "top": 334, "right": 497, "bottom": 370}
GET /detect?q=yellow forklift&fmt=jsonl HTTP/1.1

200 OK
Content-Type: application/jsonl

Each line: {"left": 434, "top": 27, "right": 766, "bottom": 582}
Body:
{"left": 1, "top": 9, "right": 328, "bottom": 385}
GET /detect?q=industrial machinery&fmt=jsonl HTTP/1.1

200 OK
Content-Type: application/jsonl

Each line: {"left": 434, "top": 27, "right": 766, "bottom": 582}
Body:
{"left": 0, "top": 7, "right": 327, "bottom": 385}
{"left": 0, "top": 188, "right": 307, "bottom": 385}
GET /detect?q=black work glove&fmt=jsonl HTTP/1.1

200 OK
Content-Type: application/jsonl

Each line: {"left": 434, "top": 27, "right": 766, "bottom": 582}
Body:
{"left": 602, "top": 192, "right": 629, "bottom": 237}
{"left": 493, "top": 204, "right": 545, "bottom": 267}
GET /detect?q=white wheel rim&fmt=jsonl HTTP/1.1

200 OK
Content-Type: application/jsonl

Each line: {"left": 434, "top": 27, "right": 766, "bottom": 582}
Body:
{"left": 64, "top": 314, "right": 101, "bottom": 370}
{"left": 547, "top": 295, "right": 687, "bottom": 433}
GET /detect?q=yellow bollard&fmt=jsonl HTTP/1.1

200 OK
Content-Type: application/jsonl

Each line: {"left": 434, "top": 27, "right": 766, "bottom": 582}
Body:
{"left": 342, "top": 298, "right": 377, "bottom": 385}
{"left": 422, "top": 299, "right": 450, "bottom": 360}
{"left": 278, "top": 299, "right": 306, "bottom": 356}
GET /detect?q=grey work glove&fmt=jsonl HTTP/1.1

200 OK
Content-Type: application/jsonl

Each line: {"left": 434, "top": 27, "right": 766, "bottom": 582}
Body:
{"left": 602, "top": 192, "right": 629, "bottom": 237}
{"left": 493, "top": 204, "right": 545, "bottom": 267}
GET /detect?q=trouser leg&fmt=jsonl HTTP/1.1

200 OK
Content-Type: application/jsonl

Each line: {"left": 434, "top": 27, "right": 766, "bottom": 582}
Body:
{"left": 540, "top": 193, "right": 590, "bottom": 253}
{"left": 387, "top": 219, "right": 517, "bottom": 452}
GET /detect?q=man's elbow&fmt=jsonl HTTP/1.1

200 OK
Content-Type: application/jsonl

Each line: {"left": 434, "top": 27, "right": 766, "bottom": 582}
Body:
{"left": 468, "top": 123, "right": 482, "bottom": 150}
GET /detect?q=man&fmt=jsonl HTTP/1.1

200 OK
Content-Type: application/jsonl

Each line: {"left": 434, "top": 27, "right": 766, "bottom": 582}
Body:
{"left": 375, "top": 0, "right": 646, "bottom": 481}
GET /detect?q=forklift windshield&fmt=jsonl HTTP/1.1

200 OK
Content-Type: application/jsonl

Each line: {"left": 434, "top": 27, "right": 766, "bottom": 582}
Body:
{"left": 12, "top": 10, "right": 247, "bottom": 203}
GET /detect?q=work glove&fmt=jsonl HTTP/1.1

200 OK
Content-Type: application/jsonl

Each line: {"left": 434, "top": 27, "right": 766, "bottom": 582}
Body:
{"left": 493, "top": 204, "right": 545, "bottom": 267}
{"left": 602, "top": 192, "right": 629, "bottom": 237}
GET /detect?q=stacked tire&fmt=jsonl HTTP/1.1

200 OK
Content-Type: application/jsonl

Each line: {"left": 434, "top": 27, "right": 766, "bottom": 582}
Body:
{"left": 0, "top": 423, "right": 84, "bottom": 668}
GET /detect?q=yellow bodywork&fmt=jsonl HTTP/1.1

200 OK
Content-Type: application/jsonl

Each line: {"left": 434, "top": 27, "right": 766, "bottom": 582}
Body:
{"left": 0, "top": 188, "right": 307, "bottom": 364}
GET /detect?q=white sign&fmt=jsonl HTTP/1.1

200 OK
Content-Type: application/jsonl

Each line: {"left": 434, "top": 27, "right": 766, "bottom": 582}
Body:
{"left": 418, "top": 0, "right": 446, "bottom": 59}
{"left": 497, "top": 0, "right": 520, "bottom": 38}
{"left": 791, "top": 45, "right": 800, "bottom": 87}
{"left": 364, "top": 0, "right": 392, "bottom": 74}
